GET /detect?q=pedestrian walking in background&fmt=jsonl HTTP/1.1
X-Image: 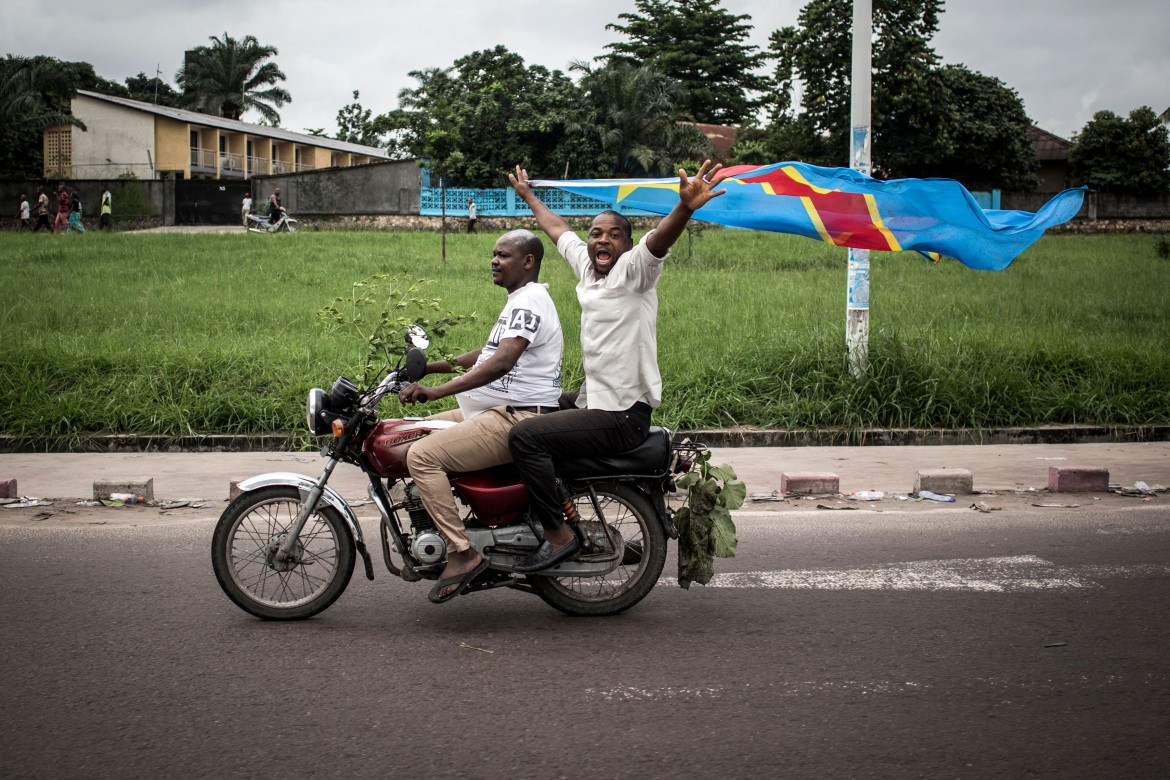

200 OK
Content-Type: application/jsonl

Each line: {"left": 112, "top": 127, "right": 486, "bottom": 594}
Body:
{"left": 98, "top": 185, "right": 112, "bottom": 231}
{"left": 467, "top": 197, "right": 477, "bottom": 233}
{"left": 53, "top": 185, "right": 69, "bottom": 233}
{"left": 18, "top": 193, "right": 31, "bottom": 230}
{"left": 65, "top": 191, "right": 85, "bottom": 233}
{"left": 33, "top": 187, "right": 51, "bottom": 232}
{"left": 241, "top": 191, "right": 252, "bottom": 227}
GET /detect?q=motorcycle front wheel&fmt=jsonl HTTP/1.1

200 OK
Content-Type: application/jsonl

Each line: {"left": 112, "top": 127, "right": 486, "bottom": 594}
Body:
{"left": 530, "top": 482, "right": 667, "bottom": 617}
{"left": 211, "top": 485, "right": 355, "bottom": 620}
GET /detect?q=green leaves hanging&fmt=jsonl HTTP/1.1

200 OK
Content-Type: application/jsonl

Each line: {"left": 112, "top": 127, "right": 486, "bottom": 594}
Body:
{"left": 673, "top": 449, "right": 746, "bottom": 589}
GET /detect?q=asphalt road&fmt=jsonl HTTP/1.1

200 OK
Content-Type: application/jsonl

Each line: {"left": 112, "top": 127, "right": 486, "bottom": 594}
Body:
{"left": 2, "top": 505, "right": 1168, "bottom": 779}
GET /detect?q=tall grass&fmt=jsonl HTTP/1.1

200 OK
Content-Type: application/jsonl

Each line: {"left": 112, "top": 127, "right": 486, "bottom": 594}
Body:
{"left": 1, "top": 228, "right": 1167, "bottom": 448}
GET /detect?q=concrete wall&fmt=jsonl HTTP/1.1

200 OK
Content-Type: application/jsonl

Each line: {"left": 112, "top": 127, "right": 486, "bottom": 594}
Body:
{"left": 1002, "top": 191, "right": 1170, "bottom": 220}
{"left": 252, "top": 160, "right": 420, "bottom": 216}
{"left": 69, "top": 95, "right": 157, "bottom": 180}
{"left": 0, "top": 179, "right": 171, "bottom": 226}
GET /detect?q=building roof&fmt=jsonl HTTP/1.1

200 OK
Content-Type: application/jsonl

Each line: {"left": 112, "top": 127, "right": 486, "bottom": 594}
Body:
{"left": 1027, "top": 125, "right": 1072, "bottom": 161}
{"left": 682, "top": 122, "right": 738, "bottom": 160}
{"left": 75, "top": 90, "right": 389, "bottom": 158}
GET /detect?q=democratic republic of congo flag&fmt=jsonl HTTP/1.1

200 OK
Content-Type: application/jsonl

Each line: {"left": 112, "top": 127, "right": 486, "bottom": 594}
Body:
{"left": 530, "top": 162, "right": 1085, "bottom": 271}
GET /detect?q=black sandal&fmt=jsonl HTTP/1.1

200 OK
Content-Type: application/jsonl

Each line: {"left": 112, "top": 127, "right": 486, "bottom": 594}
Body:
{"left": 428, "top": 557, "right": 490, "bottom": 604}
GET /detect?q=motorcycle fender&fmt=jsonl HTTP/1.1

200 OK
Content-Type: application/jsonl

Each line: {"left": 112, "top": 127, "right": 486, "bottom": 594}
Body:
{"left": 236, "top": 472, "right": 364, "bottom": 545}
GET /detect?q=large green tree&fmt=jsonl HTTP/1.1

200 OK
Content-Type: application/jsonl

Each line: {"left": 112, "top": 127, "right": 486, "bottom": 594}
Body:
{"left": 603, "top": 0, "right": 768, "bottom": 126}
{"left": 768, "top": 0, "right": 952, "bottom": 175}
{"left": 1069, "top": 107, "right": 1170, "bottom": 195}
{"left": 176, "top": 32, "right": 291, "bottom": 124}
{"left": 766, "top": 0, "right": 1037, "bottom": 189}
{"left": 932, "top": 65, "right": 1038, "bottom": 191}
{"left": 381, "top": 47, "right": 590, "bottom": 186}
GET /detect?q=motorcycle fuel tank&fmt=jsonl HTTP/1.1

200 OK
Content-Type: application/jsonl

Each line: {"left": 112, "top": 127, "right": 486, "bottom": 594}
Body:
{"left": 364, "top": 418, "right": 452, "bottom": 478}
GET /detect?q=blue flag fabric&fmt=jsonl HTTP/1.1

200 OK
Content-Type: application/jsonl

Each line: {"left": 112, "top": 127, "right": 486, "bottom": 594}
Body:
{"left": 531, "top": 162, "right": 1085, "bottom": 271}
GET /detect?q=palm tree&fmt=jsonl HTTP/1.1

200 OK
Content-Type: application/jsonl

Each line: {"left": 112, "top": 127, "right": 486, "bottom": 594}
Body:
{"left": 569, "top": 60, "right": 711, "bottom": 177}
{"left": 0, "top": 55, "right": 86, "bottom": 131}
{"left": 176, "top": 33, "right": 291, "bottom": 124}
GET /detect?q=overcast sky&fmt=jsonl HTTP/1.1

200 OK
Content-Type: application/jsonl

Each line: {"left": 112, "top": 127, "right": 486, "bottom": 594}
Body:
{"left": 2, "top": 0, "right": 1165, "bottom": 144}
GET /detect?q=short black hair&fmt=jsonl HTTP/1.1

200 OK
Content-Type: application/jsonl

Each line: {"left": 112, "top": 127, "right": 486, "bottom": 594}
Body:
{"left": 596, "top": 209, "right": 632, "bottom": 239}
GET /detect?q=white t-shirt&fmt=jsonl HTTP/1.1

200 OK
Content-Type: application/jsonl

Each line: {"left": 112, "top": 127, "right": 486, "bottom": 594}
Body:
{"left": 20, "top": 200, "right": 30, "bottom": 219}
{"left": 557, "top": 230, "right": 665, "bottom": 411}
{"left": 456, "top": 281, "right": 563, "bottom": 418}
{"left": 468, "top": 201, "right": 477, "bottom": 219}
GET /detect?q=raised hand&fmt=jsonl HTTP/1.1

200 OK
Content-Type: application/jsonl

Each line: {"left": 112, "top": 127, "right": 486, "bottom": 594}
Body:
{"left": 678, "top": 159, "right": 728, "bottom": 212}
{"left": 508, "top": 165, "right": 533, "bottom": 199}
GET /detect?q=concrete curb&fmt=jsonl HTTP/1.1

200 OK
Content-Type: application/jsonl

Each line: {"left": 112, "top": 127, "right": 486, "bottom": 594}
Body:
{"left": 2, "top": 425, "right": 1166, "bottom": 453}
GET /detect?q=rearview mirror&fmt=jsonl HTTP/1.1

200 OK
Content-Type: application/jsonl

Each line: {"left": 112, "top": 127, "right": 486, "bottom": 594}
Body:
{"left": 406, "top": 326, "right": 430, "bottom": 350}
{"left": 403, "top": 347, "right": 428, "bottom": 382}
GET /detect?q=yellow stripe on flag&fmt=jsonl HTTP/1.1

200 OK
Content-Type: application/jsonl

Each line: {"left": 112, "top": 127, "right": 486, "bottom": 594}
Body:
{"left": 616, "top": 182, "right": 679, "bottom": 202}
{"left": 800, "top": 196, "right": 835, "bottom": 245}
{"left": 781, "top": 166, "right": 834, "bottom": 195}
{"left": 863, "top": 194, "right": 902, "bottom": 251}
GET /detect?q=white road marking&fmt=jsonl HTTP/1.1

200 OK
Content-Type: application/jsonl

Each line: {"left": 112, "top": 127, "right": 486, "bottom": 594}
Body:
{"left": 585, "top": 674, "right": 1162, "bottom": 703}
{"left": 660, "top": 555, "right": 1170, "bottom": 592}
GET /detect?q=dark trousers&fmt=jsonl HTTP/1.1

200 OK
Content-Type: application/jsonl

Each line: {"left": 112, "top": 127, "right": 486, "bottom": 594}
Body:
{"left": 507, "top": 403, "right": 652, "bottom": 531}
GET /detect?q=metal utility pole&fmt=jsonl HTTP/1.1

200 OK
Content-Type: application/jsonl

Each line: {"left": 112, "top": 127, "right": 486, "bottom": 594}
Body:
{"left": 846, "top": 0, "right": 873, "bottom": 379}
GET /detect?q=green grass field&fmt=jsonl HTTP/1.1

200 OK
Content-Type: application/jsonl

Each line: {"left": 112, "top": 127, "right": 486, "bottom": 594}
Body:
{"left": 1, "top": 228, "right": 1167, "bottom": 449}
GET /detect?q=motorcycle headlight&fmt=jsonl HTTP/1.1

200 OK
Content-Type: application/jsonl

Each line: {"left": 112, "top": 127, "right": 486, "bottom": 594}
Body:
{"left": 306, "top": 388, "right": 329, "bottom": 435}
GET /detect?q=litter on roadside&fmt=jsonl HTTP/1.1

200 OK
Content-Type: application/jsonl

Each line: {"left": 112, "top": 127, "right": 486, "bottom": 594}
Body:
{"left": 969, "top": 501, "right": 1002, "bottom": 513}
{"left": 847, "top": 490, "right": 884, "bottom": 501}
{"left": 158, "top": 499, "right": 211, "bottom": 509}
{"left": 1032, "top": 502, "right": 1081, "bottom": 508}
{"left": 1110, "top": 481, "right": 1165, "bottom": 497}
{"left": 917, "top": 490, "right": 956, "bottom": 503}
{"left": 749, "top": 491, "right": 786, "bottom": 502}
{"left": 1, "top": 497, "right": 54, "bottom": 508}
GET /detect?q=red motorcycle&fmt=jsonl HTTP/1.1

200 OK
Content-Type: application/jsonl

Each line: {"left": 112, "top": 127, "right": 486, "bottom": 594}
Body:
{"left": 211, "top": 330, "right": 701, "bottom": 619}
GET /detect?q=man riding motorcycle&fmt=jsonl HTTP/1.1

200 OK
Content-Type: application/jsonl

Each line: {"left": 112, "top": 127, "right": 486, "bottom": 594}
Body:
{"left": 398, "top": 229, "right": 564, "bottom": 603}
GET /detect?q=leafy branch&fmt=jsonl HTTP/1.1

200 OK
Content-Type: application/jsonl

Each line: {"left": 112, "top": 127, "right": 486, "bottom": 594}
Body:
{"left": 673, "top": 449, "right": 746, "bottom": 589}
{"left": 317, "top": 273, "right": 474, "bottom": 386}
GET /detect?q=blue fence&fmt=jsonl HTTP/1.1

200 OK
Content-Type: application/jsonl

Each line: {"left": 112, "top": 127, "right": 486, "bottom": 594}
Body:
{"left": 419, "top": 184, "right": 660, "bottom": 218}
{"left": 971, "top": 190, "right": 1002, "bottom": 210}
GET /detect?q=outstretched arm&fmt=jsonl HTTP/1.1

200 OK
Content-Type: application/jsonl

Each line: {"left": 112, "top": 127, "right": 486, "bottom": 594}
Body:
{"left": 645, "top": 160, "right": 727, "bottom": 258}
{"left": 508, "top": 165, "right": 571, "bottom": 245}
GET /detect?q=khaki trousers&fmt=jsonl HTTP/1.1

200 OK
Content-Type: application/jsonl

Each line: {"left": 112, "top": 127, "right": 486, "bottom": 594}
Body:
{"left": 405, "top": 405, "right": 537, "bottom": 552}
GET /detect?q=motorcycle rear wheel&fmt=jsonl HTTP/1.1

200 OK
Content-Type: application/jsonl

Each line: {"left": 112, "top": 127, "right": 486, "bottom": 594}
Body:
{"left": 530, "top": 482, "right": 666, "bottom": 617}
{"left": 211, "top": 485, "right": 355, "bottom": 620}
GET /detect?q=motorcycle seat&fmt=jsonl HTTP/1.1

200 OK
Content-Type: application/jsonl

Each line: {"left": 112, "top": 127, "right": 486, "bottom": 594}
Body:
{"left": 556, "top": 426, "right": 672, "bottom": 480}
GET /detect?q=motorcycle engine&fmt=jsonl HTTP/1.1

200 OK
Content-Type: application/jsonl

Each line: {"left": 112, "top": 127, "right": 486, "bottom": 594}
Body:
{"left": 403, "top": 483, "right": 445, "bottom": 564}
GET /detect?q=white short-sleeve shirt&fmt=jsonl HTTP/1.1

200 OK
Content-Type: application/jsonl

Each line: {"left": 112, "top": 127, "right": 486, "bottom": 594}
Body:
{"left": 456, "top": 281, "right": 563, "bottom": 418}
{"left": 557, "top": 230, "right": 665, "bottom": 411}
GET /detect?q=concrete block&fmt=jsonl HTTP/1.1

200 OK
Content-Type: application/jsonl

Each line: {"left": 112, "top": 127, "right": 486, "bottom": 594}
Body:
{"left": 0, "top": 479, "right": 16, "bottom": 499}
{"left": 914, "top": 468, "right": 974, "bottom": 495}
{"left": 229, "top": 480, "right": 243, "bottom": 500}
{"left": 781, "top": 472, "right": 840, "bottom": 495}
{"left": 1048, "top": 466, "right": 1109, "bottom": 493}
{"left": 93, "top": 477, "right": 155, "bottom": 501}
